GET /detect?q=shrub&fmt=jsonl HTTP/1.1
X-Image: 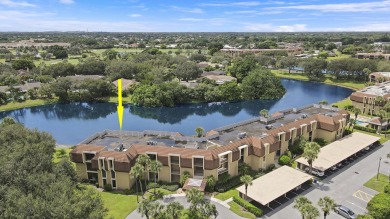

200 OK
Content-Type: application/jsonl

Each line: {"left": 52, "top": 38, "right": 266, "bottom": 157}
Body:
{"left": 205, "top": 175, "right": 216, "bottom": 192}
{"left": 146, "top": 182, "right": 160, "bottom": 190}
{"left": 344, "top": 105, "right": 354, "bottom": 110}
{"left": 217, "top": 172, "right": 231, "bottom": 184}
{"left": 354, "top": 125, "right": 376, "bottom": 133}
{"left": 103, "top": 183, "right": 113, "bottom": 192}
{"left": 367, "top": 193, "right": 390, "bottom": 219}
{"left": 123, "top": 189, "right": 131, "bottom": 195}
{"left": 265, "top": 164, "right": 275, "bottom": 173}
{"left": 215, "top": 176, "right": 241, "bottom": 192}
{"left": 290, "top": 138, "right": 306, "bottom": 155}
{"left": 180, "top": 171, "right": 191, "bottom": 186}
{"left": 313, "top": 138, "right": 328, "bottom": 147}
{"left": 384, "top": 184, "right": 390, "bottom": 194}
{"left": 278, "top": 155, "right": 291, "bottom": 165}
{"left": 233, "top": 196, "right": 263, "bottom": 217}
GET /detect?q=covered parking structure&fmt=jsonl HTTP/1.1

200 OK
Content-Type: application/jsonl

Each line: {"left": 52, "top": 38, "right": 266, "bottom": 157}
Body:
{"left": 296, "top": 132, "right": 380, "bottom": 172}
{"left": 236, "top": 166, "right": 312, "bottom": 209}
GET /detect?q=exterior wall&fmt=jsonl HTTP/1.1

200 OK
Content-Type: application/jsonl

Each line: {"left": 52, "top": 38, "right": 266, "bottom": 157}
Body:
{"left": 181, "top": 168, "right": 193, "bottom": 177}
{"left": 281, "top": 141, "right": 289, "bottom": 155}
{"left": 204, "top": 169, "right": 218, "bottom": 180}
{"left": 352, "top": 100, "right": 381, "bottom": 115}
{"left": 315, "top": 129, "right": 337, "bottom": 143}
{"left": 117, "top": 172, "right": 133, "bottom": 190}
{"left": 248, "top": 155, "right": 261, "bottom": 170}
{"left": 75, "top": 163, "right": 87, "bottom": 179}
{"left": 265, "top": 152, "right": 276, "bottom": 168}
{"left": 228, "top": 160, "right": 239, "bottom": 177}
{"left": 159, "top": 166, "right": 171, "bottom": 182}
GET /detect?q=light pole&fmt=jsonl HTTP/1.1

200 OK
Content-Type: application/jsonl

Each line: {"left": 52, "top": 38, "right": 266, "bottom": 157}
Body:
{"left": 377, "top": 157, "right": 382, "bottom": 181}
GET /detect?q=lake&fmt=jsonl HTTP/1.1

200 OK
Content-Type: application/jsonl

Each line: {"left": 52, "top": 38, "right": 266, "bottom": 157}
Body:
{"left": 0, "top": 79, "right": 353, "bottom": 145}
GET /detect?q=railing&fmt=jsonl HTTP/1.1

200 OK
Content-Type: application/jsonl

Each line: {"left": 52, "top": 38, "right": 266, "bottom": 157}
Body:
{"left": 217, "top": 167, "right": 228, "bottom": 175}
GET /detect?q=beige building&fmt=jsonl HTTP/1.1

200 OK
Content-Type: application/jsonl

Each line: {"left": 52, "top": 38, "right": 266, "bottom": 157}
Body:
{"left": 350, "top": 81, "right": 390, "bottom": 115}
{"left": 70, "top": 105, "right": 349, "bottom": 190}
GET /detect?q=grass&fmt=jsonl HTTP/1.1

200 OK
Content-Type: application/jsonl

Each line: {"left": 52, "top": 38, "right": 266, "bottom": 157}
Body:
{"left": 0, "top": 98, "right": 58, "bottom": 112}
{"left": 100, "top": 191, "right": 139, "bottom": 219}
{"left": 332, "top": 98, "right": 353, "bottom": 109}
{"left": 214, "top": 189, "right": 239, "bottom": 201}
{"left": 53, "top": 148, "right": 72, "bottom": 163}
{"left": 272, "top": 70, "right": 365, "bottom": 91}
{"left": 327, "top": 54, "right": 351, "bottom": 60}
{"left": 228, "top": 201, "right": 256, "bottom": 219}
{"left": 364, "top": 173, "right": 390, "bottom": 193}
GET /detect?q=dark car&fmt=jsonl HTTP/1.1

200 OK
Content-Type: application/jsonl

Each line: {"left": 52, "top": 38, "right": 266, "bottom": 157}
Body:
{"left": 334, "top": 205, "right": 356, "bottom": 219}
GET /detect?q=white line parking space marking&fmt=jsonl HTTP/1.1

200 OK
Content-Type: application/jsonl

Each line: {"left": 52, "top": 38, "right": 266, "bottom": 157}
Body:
{"left": 346, "top": 200, "right": 367, "bottom": 212}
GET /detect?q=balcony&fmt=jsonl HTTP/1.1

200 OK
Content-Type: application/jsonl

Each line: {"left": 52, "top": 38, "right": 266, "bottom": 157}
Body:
{"left": 219, "top": 157, "right": 227, "bottom": 163}
{"left": 218, "top": 167, "right": 228, "bottom": 175}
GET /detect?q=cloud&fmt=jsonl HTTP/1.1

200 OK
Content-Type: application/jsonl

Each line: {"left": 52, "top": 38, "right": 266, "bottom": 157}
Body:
{"left": 129, "top": 14, "right": 142, "bottom": 17}
{"left": 271, "top": 0, "right": 390, "bottom": 12}
{"left": 243, "top": 23, "right": 307, "bottom": 32}
{"left": 178, "top": 17, "right": 227, "bottom": 25}
{"left": 225, "top": 10, "right": 283, "bottom": 15}
{"left": 0, "top": 0, "right": 36, "bottom": 7}
{"left": 178, "top": 18, "right": 205, "bottom": 22}
{"left": 0, "top": 10, "right": 55, "bottom": 19}
{"left": 200, "top": 1, "right": 261, "bottom": 7}
{"left": 171, "top": 6, "right": 203, "bottom": 13}
{"left": 59, "top": 0, "right": 74, "bottom": 4}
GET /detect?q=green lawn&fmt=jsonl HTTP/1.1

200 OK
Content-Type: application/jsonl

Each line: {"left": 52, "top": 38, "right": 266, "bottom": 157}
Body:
{"left": 327, "top": 54, "right": 351, "bottom": 60}
{"left": 272, "top": 70, "right": 365, "bottom": 91}
{"left": 0, "top": 99, "right": 58, "bottom": 112}
{"left": 228, "top": 201, "right": 256, "bottom": 219}
{"left": 100, "top": 191, "right": 139, "bottom": 219}
{"left": 364, "top": 173, "right": 390, "bottom": 193}
{"left": 214, "top": 189, "right": 239, "bottom": 201}
{"left": 332, "top": 98, "right": 352, "bottom": 109}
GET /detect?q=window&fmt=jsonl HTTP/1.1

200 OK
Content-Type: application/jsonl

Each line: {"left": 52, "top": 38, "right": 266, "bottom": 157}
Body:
{"left": 99, "top": 159, "right": 105, "bottom": 169}
{"left": 148, "top": 154, "right": 157, "bottom": 160}
{"left": 103, "top": 179, "right": 107, "bottom": 186}
{"left": 109, "top": 159, "right": 114, "bottom": 170}
{"left": 86, "top": 163, "right": 93, "bottom": 171}
{"left": 263, "top": 156, "right": 265, "bottom": 162}
{"left": 276, "top": 150, "right": 281, "bottom": 157}
{"left": 239, "top": 148, "right": 245, "bottom": 163}
{"left": 309, "top": 131, "right": 313, "bottom": 141}
{"left": 84, "top": 153, "right": 95, "bottom": 162}
{"left": 111, "top": 170, "right": 116, "bottom": 179}
{"left": 112, "top": 180, "right": 116, "bottom": 188}
{"left": 102, "top": 169, "right": 106, "bottom": 178}
{"left": 87, "top": 172, "right": 98, "bottom": 182}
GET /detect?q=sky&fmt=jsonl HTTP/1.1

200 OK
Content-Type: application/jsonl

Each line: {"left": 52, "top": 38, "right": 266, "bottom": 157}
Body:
{"left": 0, "top": 0, "right": 390, "bottom": 32}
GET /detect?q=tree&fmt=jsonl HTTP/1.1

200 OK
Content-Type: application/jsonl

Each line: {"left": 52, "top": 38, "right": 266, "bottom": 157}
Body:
{"left": 280, "top": 56, "right": 298, "bottom": 73}
{"left": 43, "top": 61, "right": 75, "bottom": 78}
{"left": 51, "top": 78, "right": 72, "bottom": 102}
{"left": 378, "top": 110, "right": 388, "bottom": 136}
{"left": 174, "top": 61, "right": 202, "bottom": 81}
{"left": 228, "top": 58, "right": 256, "bottom": 82}
{"left": 240, "top": 174, "right": 253, "bottom": 208}
{"left": 303, "top": 142, "right": 321, "bottom": 174}
{"left": 138, "top": 199, "right": 157, "bottom": 219}
{"left": 301, "top": 58, "right": 327, "bottom": 79}
{"left": 189, "top": 53, "right": 207, "bottom": 63}
{"left": 166, "top": 201, "right": 184, "bottom": 219}
{"left": 149, "top": 160, "right": 162, "bottom": 195}
{"left": 318, "top": 196, "right": 336, "bottom": 219}
{"left": 130, "top": 163, "right": 144, "bottom": 203}
{"left": 367, "top": 193, "right": 390, "bottom": 219}
{"left": 205, "top": 175, "right": 216, "bottom": 192}
{"left": 180, "top": 170, "right": 191, "bottom": 186}
{"left": 218, "top": 81, "right": 241, "bottom": 102}
{"left": 319, "top": 100, "right": 328, "bottom": 105}
{"left": 352, "top": 107, "right": 361, "bottom": 131}
{"left": 195, "top": 127, "right": 205, "bottom": 137}
{"left": 185, "top": 188, "right": 218, "bottom": 219}
{"left": 259, "top": 109, "right": 269, "bottom": 118}
{"left": 0, "top": 120, "right": 107, "bottom": 218}
{"left": 136, "top": 154, "right": 151, "bottom": 194}
{"left": 11, "top": 59, "right": 35, "bottom": 70}
{"left": 294, "top": 196, "right": 312, "bottom": 219}
{"left": 208, "top": 43, "right": 223, "bottom": 55}
{"left": 241, "top": 68, "right": 286, "bottom": 100}
{"left": 102, "top": 49, "right": 118, "bottom": 60}
{"left": 303, "top": 203, "right": 320, "bottom": 219}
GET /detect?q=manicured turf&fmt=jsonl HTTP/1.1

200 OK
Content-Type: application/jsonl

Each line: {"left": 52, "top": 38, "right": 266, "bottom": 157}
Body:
{"left": 332, "top": 98, "right": 352, "bottom": 109}
{"left": 214, "top": 189, "right": 239, "bottom": 201}
{"left": 100, "top": 191, "right": 139, "bottom": 219}
{"left": 364, "top": 173, "right": 390, "bottom": 193}
{"left": 0, "top": 99, "right": 58, "bottom": 112}
{"left": 228, "top": 201, "right": 256, "bottom": 219}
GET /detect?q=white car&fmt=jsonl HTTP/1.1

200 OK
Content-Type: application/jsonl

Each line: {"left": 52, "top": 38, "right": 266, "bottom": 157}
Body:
{"left": 305, "top": 168, "right": 325, "bottom": 177}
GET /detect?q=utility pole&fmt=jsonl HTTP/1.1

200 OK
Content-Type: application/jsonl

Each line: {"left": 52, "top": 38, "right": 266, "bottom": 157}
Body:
{"left": 377, "top": 157, "right": 382, "bottom": 181}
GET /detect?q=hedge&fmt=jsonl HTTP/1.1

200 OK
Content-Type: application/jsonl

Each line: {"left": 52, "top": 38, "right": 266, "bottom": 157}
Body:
{"left": 354, "top": 125, "right": 376, "bottom": 133}
{"left": 215, "top": 176, "right": 241, "bottom": 192}
{"left": 161, "top": 184, "right": 179, "bottom": 192}
{"left": 233, "top": 196, "right": 263, "bottom": 217}
{"left": 278, "top": 155, "right": 291, "bottom": 165}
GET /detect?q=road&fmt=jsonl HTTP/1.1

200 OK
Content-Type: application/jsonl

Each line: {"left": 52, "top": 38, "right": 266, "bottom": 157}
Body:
{"left": 267, "top": 141, "right": 390, "bottom": 219}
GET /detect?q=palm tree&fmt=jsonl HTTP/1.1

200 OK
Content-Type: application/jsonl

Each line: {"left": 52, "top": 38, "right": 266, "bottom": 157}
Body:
{"left": 195, "top": 127, "right": 205, "bottom": 137}
{"left": 352, "top": 107, "right": 361, "bottom": 131}
{"left": 149, "top": 202, "right": 164, "bottom": 219}
{"left": 149, "top": 160, "right": 162, "bottom": 195}
{"left": 137, "top": 154, "right": 151, "bottom": 192}
{"left": 240, "top": 174, "right": 253, "bottom": 208}
{"left": 318, "top": 196, "right": 336, "bottom": 219}
{"left": 166, "top": 201, "right": 184, "bottom": 219}
{"left": 138, "top": 199, "right": 153, "bottom": 219}
{"left": 205, "top": 202, "right": 218, "bottom": 219}
{"left": 302, "top": 142, "right": 321, "bottom": 175}
{"left": 378, "top": 110, "right": 387, "bottom": 136}
{"left": 303, "top": 203, "right": 320, "bottom": 219}
{"left": 130, "top": 163, "right": 144, "bottom": 202}
{"left": 259, "top": 109, "right": 269, "bottom": 118}
{"left": 375, "top": 96, "right": 386, "bottom": 107}
{"left": 186, "top": 188, "right": 204, "bottom": 207}
{"left": 294, "top": 196, "right": 312, "bottom": 219}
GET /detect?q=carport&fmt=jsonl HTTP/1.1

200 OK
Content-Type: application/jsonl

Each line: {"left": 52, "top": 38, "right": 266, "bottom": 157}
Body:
{"left": 236, "top": 166, "right": 312, "bottom": 209}
{"left": 296, "top": 132, "right": 380, "bottom": 172}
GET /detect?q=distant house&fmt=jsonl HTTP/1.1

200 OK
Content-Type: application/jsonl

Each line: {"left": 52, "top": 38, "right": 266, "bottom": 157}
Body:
{"left": 356, "top": 53, "right": 390, "bottom": 61}
{"left": 0, "top": 82, "right": 41, "bottom": 94}
{"left": 196, "top": 62, "right": 209, "bottom": 68}
{"left": 203, "top": 75, "right": 236, "bottom": 85}
{"left": 64, "top": 75, "right": 104, "bottom": 83}
{"left": 201, "top": 70, "right": 226, "bottom": 77}
{"left": 369, "top": 72, "right": 390, "bottom": 82}
{"left": 179, "top": 81, "right": 198, "bottom": 88}
{"left": 112, "top": 78, "right": 137, "bottom": 91}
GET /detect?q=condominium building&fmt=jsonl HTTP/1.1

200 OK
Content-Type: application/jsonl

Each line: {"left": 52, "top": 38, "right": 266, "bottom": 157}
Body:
{"left": 350, "top": 81, "right": 390, "bottom": 115}
{"left": 70, "top": 105, "right": 349, "bottom": 190}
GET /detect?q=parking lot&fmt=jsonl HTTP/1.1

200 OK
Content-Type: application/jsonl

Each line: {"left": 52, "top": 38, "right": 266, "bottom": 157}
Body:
{"left": 264, "top": 140, "right": 390, "bottom": 219}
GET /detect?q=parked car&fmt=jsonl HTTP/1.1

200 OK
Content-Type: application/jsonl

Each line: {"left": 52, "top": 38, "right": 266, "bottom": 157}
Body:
{"left": 334, "top": 205, "right": 356, "bottom": 219}
{"left": 305, "top": 168, "right": 325, "bottom": 177}
{"left": 331, "top": 166, "right": 337, "bottom": 171}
